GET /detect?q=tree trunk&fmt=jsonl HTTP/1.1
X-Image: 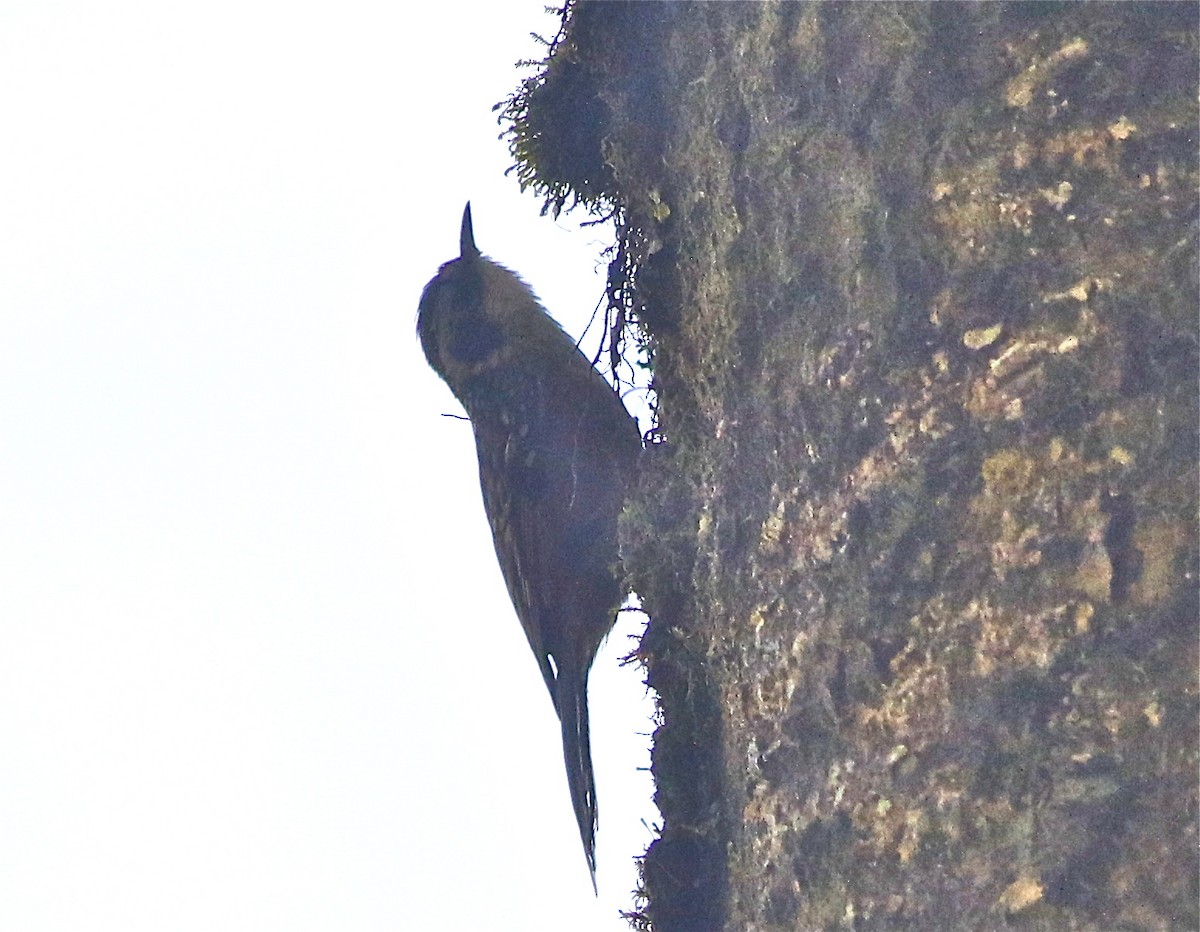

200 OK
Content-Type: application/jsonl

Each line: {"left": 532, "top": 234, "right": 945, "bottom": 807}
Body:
{"left": 505, "top": 3, "right": 1198, "bottom": 929}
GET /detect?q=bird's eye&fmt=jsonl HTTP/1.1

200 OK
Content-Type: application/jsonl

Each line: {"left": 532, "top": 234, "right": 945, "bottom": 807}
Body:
{"left": 448, "top": 315, "right": 504, "bottom": 365}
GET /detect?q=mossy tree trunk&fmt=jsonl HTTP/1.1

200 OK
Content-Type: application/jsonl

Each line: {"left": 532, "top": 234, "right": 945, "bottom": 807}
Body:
{"left": 509, "top": 3, "right": 1197, "bottom": 929}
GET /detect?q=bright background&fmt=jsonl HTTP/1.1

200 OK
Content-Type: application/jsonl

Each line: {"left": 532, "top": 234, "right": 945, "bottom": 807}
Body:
{"left": 0, "top": 3, "right": 659, "bottom": 930}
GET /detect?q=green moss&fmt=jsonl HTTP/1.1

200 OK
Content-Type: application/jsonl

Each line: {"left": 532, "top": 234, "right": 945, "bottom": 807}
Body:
{"left": 504, "top": 2, "right": 1198, "bottom": 928}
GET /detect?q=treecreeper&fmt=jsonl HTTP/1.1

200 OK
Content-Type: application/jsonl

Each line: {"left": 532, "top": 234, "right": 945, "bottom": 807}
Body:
{"left": 416, "top": 204, "right": 641, "bottom": 892}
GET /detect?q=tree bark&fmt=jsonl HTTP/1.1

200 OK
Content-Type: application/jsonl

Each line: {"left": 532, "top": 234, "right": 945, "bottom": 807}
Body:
{"left": 507, "top": 3, "right": 1198, "bottom": 929}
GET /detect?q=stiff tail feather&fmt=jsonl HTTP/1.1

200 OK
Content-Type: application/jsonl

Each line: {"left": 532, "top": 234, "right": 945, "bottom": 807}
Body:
{"left": 557, "top": 664, "right": 598, "bottom": 894}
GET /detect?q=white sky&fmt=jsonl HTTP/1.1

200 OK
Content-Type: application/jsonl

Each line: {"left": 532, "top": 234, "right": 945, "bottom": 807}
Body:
{"left": 0, "top": 3, "right": 659, "bottom": 929}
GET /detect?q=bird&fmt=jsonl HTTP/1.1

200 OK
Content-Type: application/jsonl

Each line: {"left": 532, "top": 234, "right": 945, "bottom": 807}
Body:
{"left": 416, "top": 203, "right": 641, "bottom": 892}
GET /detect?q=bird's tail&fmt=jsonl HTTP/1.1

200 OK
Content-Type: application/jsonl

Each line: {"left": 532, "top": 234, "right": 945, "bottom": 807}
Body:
{"left": 557, "top": 663, "right": 598, "bottom": 894}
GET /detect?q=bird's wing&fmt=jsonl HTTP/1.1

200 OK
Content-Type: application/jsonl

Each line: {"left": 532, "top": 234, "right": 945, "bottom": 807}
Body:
{"left": 473, "top": 390, "right": 564, "bottom": 703}
{"left": 472, "top": 366, "right": 629, "bottom": 706}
